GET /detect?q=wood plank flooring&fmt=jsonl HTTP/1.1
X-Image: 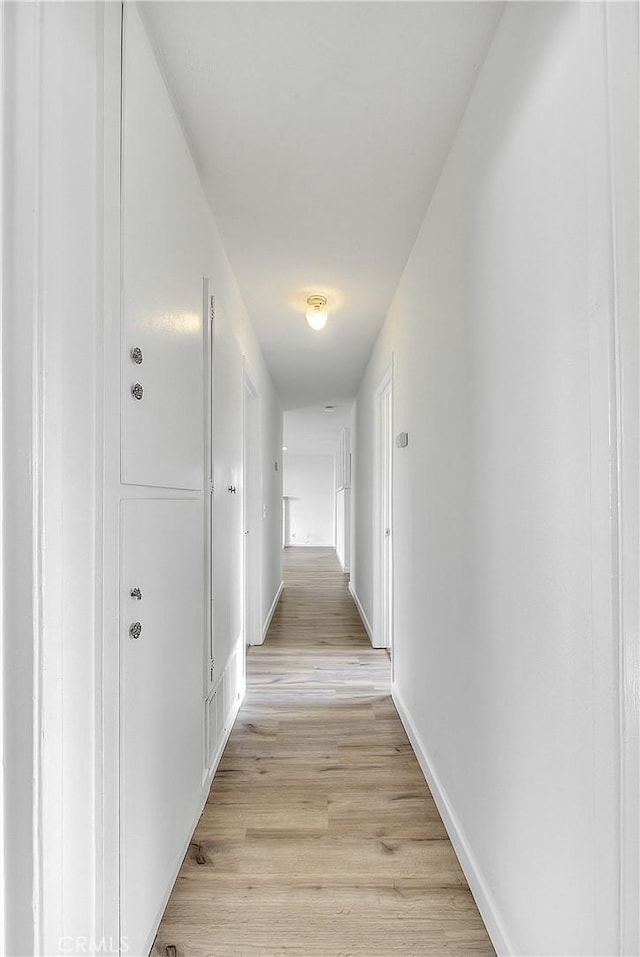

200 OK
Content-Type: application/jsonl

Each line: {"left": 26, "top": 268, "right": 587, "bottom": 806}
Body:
{"left": 152, "top": 547, "right": 495, "bottom": 957}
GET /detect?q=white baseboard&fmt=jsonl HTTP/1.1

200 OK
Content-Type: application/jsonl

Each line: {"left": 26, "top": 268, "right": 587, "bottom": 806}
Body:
{"left": 285, "top": 542, "right": 334, "bottom": 547}
{"left": 260, "top": 580, "right": 284, "bottom": 644}
{"left": 391, "top": 684, "right": 513, "bottom": 957}
{"left": 348, "top": 581, "right": 374, "bottom": 645}
{"left": 337, "top": 553, "right": 350, "bottom": 573}
{"left": 203, "top": 685, "right": 243, "bottom": 794}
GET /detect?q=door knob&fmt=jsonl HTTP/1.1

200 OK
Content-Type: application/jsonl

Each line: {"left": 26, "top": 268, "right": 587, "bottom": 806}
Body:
{"left": 227, "top": 485, "right": 237, "bottom": 494}
{"left": 131, "top": 383, "right": 144, "bottom": 401}
{"left": 130, "top": 346, "right": 143, "bottom": 365}
{"left": 129, "top": 621, "right": 142, "bottom": 640}
{"left": 130, "top": 587, "right": 142, "bottom": 600}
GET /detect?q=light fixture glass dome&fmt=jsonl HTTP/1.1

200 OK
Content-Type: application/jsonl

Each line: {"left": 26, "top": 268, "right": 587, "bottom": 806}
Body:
{"left": 306, "top": 307, "right": 328, "bottom": 330}
{"left": 305, "top": 295, "right": 328, "bottom": 331}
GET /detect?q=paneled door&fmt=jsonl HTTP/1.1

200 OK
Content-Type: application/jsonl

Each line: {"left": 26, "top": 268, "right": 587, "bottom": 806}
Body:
{"left": 375, "top": 369, "right": 393, "bottom": 652}
{"left": 121, "top": 6, "right": 204, "bottom": 492}
{"left": 120, "top": 499, "right": 203, "bottom": 957}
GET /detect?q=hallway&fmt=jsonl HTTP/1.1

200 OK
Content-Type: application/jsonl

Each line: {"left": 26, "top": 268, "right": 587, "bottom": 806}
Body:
{"left": 2, "top": 4, "right": 639, "bottom": 954}
{"left": 152, "top": 548, "right": 494, "bottom": 956}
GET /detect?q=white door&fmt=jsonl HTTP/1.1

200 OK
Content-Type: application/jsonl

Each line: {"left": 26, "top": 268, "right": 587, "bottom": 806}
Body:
{"left": 212, "top": 323, "right": 243, "bottom": 676}
{"left": 120, "top": 9, "right": 203, "bottom": 492}
{"left": 243, "top": 372, "right": 261, "bottom": 645}
{"left": 376, "top": 370, "right": 393, "bottom": 651}
{"left": 120, "top": 498, "right": 203, "bottom": 957}
{"left": 204, "top": 285, "right": 215, "bottom": 692}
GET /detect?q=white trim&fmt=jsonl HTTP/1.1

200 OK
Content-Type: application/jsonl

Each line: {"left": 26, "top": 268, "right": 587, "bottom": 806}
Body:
{"left": 348, "top": 582, "right": 374, "bottom": 646}
{"left": 373, "top": 363, "right": 393, "bottom": 652}
{"left": 0, "top": 0, "right": 5, "bottom": 941}
{"left": 242, "top": 365, "right": 262, "bottom": 651}
{"left": 3, "top": 7, "right": 47, "bottom": 952}
{"left": 600, "top": 7, "right": 640, "bottom": 954}
{"left": 203, "top": 279, "right": 214, "bottom": 698}
{"left": 285, "top": 542, "right": 334, "bottom": 548}
{"left": 100, "top": 3, "right": 122, "bottom": 948}
{"left": 391, "top": 684, "right": 513, "bottom": 957}
{"left": 204, "top": 672, "right": 244, "bottom": 794}
{"left": 261, "top": 580, "right": 284, "bottom": 644}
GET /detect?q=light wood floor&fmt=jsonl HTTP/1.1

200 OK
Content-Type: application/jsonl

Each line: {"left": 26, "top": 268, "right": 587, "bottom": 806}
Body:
{"left": 152, "top": 547, "right": 495, "bottom": 957}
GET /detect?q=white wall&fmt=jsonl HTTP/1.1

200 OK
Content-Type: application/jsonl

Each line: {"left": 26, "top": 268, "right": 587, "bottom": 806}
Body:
{"left": 2, "top": 5, "right": 113, "bottom": 953}
{"left": 1, "top": 4, "right": 283, "bottom": 955}
{"left": 2, "top": 6, "right": 41, "bottom": 951}
{"left": 284, "top": 454, "right": 334, "bottom": 546}
{"left": 352, "top": 5, "right": 638, "bottom": 956}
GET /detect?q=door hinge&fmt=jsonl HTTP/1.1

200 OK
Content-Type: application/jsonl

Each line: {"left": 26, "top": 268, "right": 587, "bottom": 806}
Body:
{"left": 209, "top": 296, "right": 216, "bottom": 324}
{"left": 210, "top": 658, "right": 215, "bottom": 682}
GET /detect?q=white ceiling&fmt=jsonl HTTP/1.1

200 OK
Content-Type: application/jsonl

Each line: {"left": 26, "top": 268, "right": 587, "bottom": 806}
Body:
{"left": 142, "top": 2, "right": 503, "bottom": 412}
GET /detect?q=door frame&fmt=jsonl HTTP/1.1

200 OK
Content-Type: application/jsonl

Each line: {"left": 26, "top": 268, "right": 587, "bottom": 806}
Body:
{"left": 373, "top": 363, "right": 394, "bottom": 654}
{"left": 242, "top": 365, "right": 261, "bottom": 647}
{"left": 203, "top": 282, "right": 215, "bottom": 695}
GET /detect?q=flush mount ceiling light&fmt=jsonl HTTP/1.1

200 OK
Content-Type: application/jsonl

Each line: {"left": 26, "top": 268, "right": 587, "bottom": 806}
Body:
{"left": 306, "top": 295, "right": 328, "bottom": 331}
{"left": 323, "top": 405, "right": 336, "bottom": 413}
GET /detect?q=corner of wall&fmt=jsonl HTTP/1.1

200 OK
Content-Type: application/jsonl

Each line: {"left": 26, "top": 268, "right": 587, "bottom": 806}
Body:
{"left": 348, "top": 581, "right": 374, "bottom": 645}
{"left": 260, "top": 580, "right": 284, "bottom": 644}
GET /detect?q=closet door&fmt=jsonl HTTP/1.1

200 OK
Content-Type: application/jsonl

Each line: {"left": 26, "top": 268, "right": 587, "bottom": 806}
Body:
{"left": 120, "top": 498, "right": 203, "bottom": 957}
{"left": 212, "top": 323, "right": 243, "bottom": 678}
{"left": 121, "top": 7, "right": 204, "bottom": 492}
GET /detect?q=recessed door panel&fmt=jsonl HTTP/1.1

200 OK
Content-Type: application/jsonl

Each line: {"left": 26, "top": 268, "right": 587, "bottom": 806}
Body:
{"left": 120, "top": 498, "right": 203, "bottom": 957}
{"left": 121, "top": 6, "right": 205, "bottom": 490}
